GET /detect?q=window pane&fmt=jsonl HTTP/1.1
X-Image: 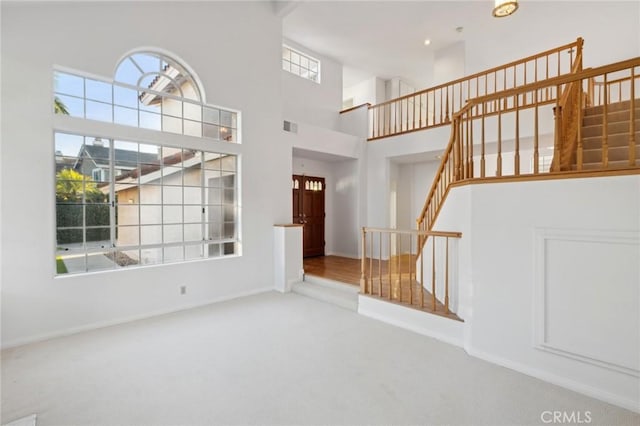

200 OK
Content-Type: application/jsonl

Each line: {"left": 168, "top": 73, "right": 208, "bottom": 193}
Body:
{"left": 113, "top": 249, "right": 140, "bottom": 267}
{"left": 164, "top": 246, "right": 184, "bottom": 263}
{"left": 184, "top": 103, "right": 202, "bottom": 122}
{"left": 87, "top": 250, "right": 116, "bottom": 272}
{"left": 140, "top": 205, "right": 162, "bottom": 224}
{"left": 57, "top": 251, "right": 85, "bottom": 274}
{"left": 206, "top": 205, "right": 222, "bottom": 223}
{"left": 86, "top": 228, "right": 110, "bottom": 247}
{"left": 116, "top": 204, "right": 139, "bottom": 225}
{"left": 221, "top": 156, "right": 236, "bottom": 172}
{"left": 184, "top": 186, "right": 202, "bottom": 204}
{"left": 86, "top": 100, "right": 113, "bottom": 122}
{"left": 206, "top": 187, "right": 222, "bottom": 205}
{"left": 163, "top": 225, "right": 183, "bottom": 243}
{"left": 54, "top": 72, "right": 84, "bottom": 97}
{"left": 184, "top": 120, "right": 202, "bottom": 137}
{"left": 86, "top": 204, "right": 110, "bottom": 227}
{"left": 140, "top": 185, "right": 162, "bottom": 204}
{"left": 185, "top": 244, "right": 203, "bottom": 260}
{"left": 203, "top": 107, "right": 219, "bottom": 125}
{"left": 223, "top": 222, "right": 235, "bottom": 239}
{"left": 163, "top": 186, "right": 182, "bottom": 204}
{"left": 203, "top": 123, "right": 219, "bottom": 140}
{"left": 86, "top": 79, "right": 112, "bottom": 103}
{"left": 140, "top": 247, "right": 162, "bottom": 265}
{"left": 114, "top": 85, "right": 138, "bottom": 108}
{"left": 291, "top": 64, "right": 301, "bottom": 76}
{"left": 116, "top": 225, "right": 140, "bottom": 246}
{"left": 184, "top": 224, "right": 202, "bottom": 242}
{"left": 56, "top": 204, "right": 83, "bottom": 228}
{"left": 163, "top": 206, "right": 182, "bottom": 224}
{"left": 140, "top": 225, "right": 162, "bottom": 245}
{"left": 282, "top": 60, "right": 291, "bottom": 72}
{"left": 291, "top": 51, "right": 300, "bottom": 65}
{"left": 206, "top": 222, "right": 222, "bottom": 241}
{"left": 207, "top": 243, "right": 221, "bottom": 257}
{"left": 220, "top": 110, "right": 233, "bottom": 128}
{"left": 55, "top": 94, "right": 84, "bottom": 117}
{"left": 114, "top": 106, "right": 138, "bottom": 127}
{"left": 183, "top": 165, "right": 201, "bottom": 187}
{"left": 162, "top": 98, "right": 182, "bottom": 118}
{"left": 140, "top": 111, "right": 161, "bottom": 130}
{"left": 184, "top": 205, "right": 202, "bottom": 223}
{"left": 57, "top": 228, "right": 83, "bottom": 246}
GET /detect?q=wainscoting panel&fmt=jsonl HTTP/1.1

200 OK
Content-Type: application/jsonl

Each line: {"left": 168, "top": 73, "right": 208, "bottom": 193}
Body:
{"left": 534, "top": 228, "right": 640, "bottom": 377}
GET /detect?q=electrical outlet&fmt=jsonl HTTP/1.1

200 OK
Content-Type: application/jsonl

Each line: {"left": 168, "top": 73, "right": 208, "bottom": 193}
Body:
{"left": 180, "top": 285, "right": 186, "bottom": 295}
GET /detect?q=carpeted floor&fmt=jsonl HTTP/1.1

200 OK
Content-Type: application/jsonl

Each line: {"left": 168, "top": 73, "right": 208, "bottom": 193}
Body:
{"left": 1, "top": 291, "right": 638, "bottom": 425}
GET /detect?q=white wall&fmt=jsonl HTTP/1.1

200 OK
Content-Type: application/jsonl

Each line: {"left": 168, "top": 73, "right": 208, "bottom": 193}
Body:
{"left": 433, "top": 41, "right": 465, "bottom": 86}
{"left": 291, "top": 156, "right": 360, "bottom": 259}
{"left": 343, "top": 76, "right": 386, "bottom": 106}
{"left": 433, "top": 175, "right": 640, "bottom": 412}
{"left": 464, "top": 1, "right": 640, "bottom": 75}
{"left": 1, "top": 2, "right": 290, "bottom": 348}
{"left": 282, "top": 38, "right": 343, "bottom": 131}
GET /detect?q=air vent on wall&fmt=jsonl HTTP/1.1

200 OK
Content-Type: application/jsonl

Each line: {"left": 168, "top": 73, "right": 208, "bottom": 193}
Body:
{"left": 283, "top": 120, "right": 298, "bottom": 133}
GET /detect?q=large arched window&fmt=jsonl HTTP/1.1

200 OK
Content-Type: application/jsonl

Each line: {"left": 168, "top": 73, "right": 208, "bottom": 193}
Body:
{"left": 54, "top": 51, "right": 238, "bottom": 142}
{"left": 53, "top": 50, "right": 240, "bottom": 275}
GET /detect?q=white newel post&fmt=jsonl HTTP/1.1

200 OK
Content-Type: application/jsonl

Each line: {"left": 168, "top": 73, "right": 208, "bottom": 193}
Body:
{"left": 273, "top": 224, "right": 304, "bottom": 293}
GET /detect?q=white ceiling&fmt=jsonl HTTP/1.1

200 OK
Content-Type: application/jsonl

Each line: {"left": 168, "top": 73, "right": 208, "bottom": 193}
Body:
{"left": 282, "top": 1, "right": 500, "bottom": 88}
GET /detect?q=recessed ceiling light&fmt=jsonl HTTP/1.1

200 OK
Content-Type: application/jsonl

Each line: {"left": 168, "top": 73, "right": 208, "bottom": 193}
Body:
{"left": 424, "top": 39, "right": 431, "bottom": 46}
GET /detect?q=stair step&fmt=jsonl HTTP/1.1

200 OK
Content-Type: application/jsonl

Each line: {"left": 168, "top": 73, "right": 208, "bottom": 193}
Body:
{"left": 582, "top": 119, "right": 640, "bottom": 138}
{"left": 571, "top": 159, "right": 638, "bottom": 171}
{"left": 584, "top": 99, "right": 638, "bottom": 116}
{"left": 582, "top": 145, "right": 640, "bottom": 163}
{"left": 292, "top": 275, "right": 359, "bottom": 311}
{"left": 582, "top": 132, "right": 640, "bottom": 150}
{"left": 582, "top": 108, "right": 640, "bottom": 126}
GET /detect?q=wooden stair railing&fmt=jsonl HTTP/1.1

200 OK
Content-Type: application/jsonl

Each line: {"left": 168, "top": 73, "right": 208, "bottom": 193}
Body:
{"left": 417, "top": 58, "right": 640, "bottom": 253}
{"left": 368, "top": 38, "right": 583, "bottom": 140}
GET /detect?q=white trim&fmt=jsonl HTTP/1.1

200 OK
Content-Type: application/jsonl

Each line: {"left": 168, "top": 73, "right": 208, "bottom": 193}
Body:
{"left": 357, "top": 295, "right": 464, "bottom": 348}
{"left": 467, "top": 346, "right": 640, "bottom": 414}
{"left": 1, "top": 287, "right": 272, "bottom": 350}
{"left": 533, "top": 227, "right": 640, "bottom": 377}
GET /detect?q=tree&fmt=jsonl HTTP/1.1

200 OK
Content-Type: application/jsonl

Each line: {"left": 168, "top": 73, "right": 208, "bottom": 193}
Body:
{"left": 54, "top": 96, "right": 69, "bottom": 115}
{"left": 56, "top": 168, "right": 105, "bottom": 202}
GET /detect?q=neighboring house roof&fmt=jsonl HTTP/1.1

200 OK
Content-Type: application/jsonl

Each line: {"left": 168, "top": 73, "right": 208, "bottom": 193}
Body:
{"left": 79, "top": 144, "right": 160, "bottom": 168}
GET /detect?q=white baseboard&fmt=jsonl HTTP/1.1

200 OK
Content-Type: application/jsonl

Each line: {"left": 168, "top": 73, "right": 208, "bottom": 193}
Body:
{"left": 467, "top": 347, "right": 640, "bottom": 414}
{"left": 325, "top": 251, "right": 359, "bottom": 259}
{"left": 358, "top": 295, "right": 464, "bottom": 348}
{"left": 1, "top": 287, "right": 273, "bottom": 350}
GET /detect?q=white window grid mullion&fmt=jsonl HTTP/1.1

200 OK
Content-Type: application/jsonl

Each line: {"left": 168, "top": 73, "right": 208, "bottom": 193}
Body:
{"left": 109, "top": 138, "right": 116, "bottom": 255}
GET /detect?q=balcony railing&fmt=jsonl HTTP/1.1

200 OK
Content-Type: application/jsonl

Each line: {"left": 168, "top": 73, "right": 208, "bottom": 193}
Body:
{"left": 368, "top": 38, "right": 583, "bottom": 140}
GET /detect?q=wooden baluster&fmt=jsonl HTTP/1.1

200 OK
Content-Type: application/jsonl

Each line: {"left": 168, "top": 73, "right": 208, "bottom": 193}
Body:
{"left": 397, "top": 234, "right": 402, "bottom": 302}
{"left": 459, "top": 83, "right": 463, "bottom": 113}
{"left": 409, "top": 234, "right": 413, "bottom": 306}
{"left": 494, "top": 71, "right": 498, "bottom": 111}
{"left": 545, "top": 55, "right": 549, "bottom": 101}
{"left": 534, "top": 90, "right": 540, "bottom": 174}
{"left": 439, "top": 89, "right": 443, "bottom": 124}
{"left": 369, "top": 231, "right": 373, "bottom": 294}
{"left": 431, "top": 236, "right": 436, "bottom": 311}
{"left": 577, "top": 79, "right": 584, "bottom": 171}
{"left": 360, "top": 227, "right": 367, "bottom": 294}
{"left": 503, "top": 69, "right": 507, "bottom": 110}
{"left": 497, "top": 108, "right": 503, "bottom": 177}
{"left": 444, "top": 237, "right": 449, "bottom": 314}
{"left": 388, "top": 233, "right": 392, "bottom": 300}
{"left": 412, "top": 95, "right": 416, "bottom": 130}
{"left": 445, "top": 87, "right": 450, "bottom": 122}
{"left": 557, "top": 50, "right": 561, "bottom": 76}
{"left": 469, "top": 114, "right": 474, "bottom": 178}
{"left": 378, "top": 232, "right": 382, "bottom": 297}
{"left": 481, "top": 104, "right": 486, "bottom": 178}
{"left": 418, "top": 93, "right": 422, "bottom": 128}
{"left": 630, "top": 69, "right": 636, "bottom": 167}
{"left": 552, "top": 86, "right": 562, "bottom": 172}
{"left": 515, "top": 94, "right": 520, "bottom": 175}
{"left": 420, "top": 235, "right": 425, "bottom": 308}
{"left": 603, "top": 75, "right": 609, "bottom": 168}
{"left": 394, "top": 101, "right": 397, "bottom": 134}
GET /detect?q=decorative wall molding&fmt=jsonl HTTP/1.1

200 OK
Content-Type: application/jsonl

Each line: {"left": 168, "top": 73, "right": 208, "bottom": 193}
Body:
{"left": 533, "top": 227, "right": 640, "bottom": 377}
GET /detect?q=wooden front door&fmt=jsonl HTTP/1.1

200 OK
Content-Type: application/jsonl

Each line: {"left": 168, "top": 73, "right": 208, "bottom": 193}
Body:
{"left": 292, "top": 175, "right": 325, "bottom": 257}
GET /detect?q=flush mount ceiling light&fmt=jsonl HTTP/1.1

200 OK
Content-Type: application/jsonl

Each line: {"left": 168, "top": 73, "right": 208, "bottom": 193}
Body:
{"left": 492, "top": 0, "right": 519, "bottom": 17}
{"left": 424, "top": 39, "right": 431, "bottom": 46}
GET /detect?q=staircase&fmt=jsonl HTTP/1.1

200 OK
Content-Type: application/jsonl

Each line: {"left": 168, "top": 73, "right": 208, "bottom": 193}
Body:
{"left": 292, "top": 275, "right": 359, "bottom": 311}
{"left": 579, "top": 99, "right": 639, "bottom": 170}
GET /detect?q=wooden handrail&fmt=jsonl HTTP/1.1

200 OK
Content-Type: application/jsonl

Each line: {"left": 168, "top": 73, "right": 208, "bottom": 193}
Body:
{"left": 340, "top": 103, "right": 371, "bottom": 114}
{"left": 363, "top": 227, "right": 462, "bottom": 238}
{"left": 368, "top": 38, "right": 584, "bottom": 140}
{"left": 416, "top": 55, "right": 640, "bottom": 247}
{"left": 370, "top": 39, "right": 583, "bottom": 109}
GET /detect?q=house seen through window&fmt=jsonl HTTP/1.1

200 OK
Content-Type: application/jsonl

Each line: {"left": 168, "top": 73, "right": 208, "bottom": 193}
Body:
{"left": 54, "top": 51, "right": 240, "bottom": 275}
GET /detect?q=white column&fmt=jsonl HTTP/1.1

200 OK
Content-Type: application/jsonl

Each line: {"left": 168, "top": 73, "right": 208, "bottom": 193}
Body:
{"left": 273, "top": 224, "right": 304, "bottom": 293}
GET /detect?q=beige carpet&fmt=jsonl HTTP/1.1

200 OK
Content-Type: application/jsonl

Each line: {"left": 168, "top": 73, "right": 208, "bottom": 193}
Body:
{"left": 2, "top": 291, "right": 638, "bottom": 425}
